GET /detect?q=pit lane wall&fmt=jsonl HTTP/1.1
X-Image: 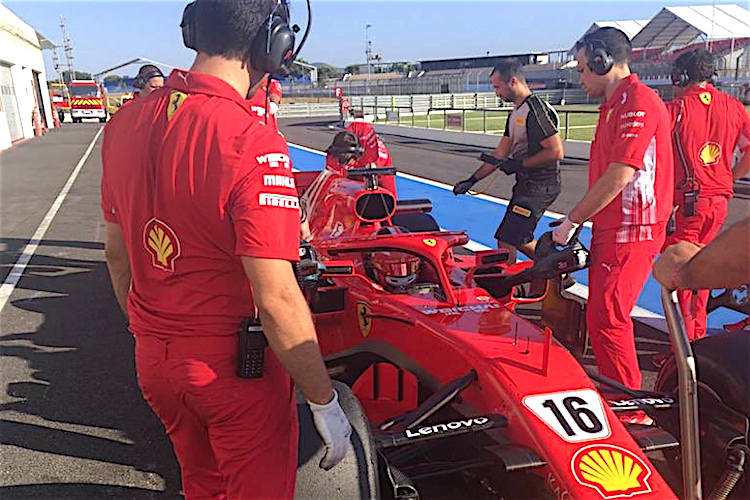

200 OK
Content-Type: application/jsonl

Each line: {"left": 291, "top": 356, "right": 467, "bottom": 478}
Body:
{"left": 0, "top": 4, "right": 56, "bottom": 150}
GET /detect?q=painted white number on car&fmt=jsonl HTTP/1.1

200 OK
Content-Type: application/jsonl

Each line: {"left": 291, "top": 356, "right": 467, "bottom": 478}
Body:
{"left": 523, "top": 389, "right": 611, "bottom": 443}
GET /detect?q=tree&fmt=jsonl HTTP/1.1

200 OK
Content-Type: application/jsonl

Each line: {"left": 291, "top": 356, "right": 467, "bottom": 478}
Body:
{"left": 103, "top": 74, "right": 122, "bottom": 84}
{"left": 317, "top": 65, "right": 343, "bottom": 81}
{"left": 344, "top": 65, "right": 360, "bottom": 75}
{"left": 62, "top": 70, "right": 93, "bottom": 82}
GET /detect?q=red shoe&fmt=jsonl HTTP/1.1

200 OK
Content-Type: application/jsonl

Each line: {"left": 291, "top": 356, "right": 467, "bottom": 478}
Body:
{"left": 618, "top": 410, "right": 654, "bottom": 426}
{"left": 724, "top": 316, "right": 750, "bottom": 331}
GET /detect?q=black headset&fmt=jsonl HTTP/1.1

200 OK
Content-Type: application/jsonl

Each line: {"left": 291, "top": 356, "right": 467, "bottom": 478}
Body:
{"left": 327, "top": 131, "right": 365, "bottom": 163}
{"left": 134, "top": 65, "right": 165, "bottom": 90}
{"left": 584, "top": 37, "right": 614, "bottom": 76}
{"left": 181, "top": 0, "right": 311, "bottom": 76}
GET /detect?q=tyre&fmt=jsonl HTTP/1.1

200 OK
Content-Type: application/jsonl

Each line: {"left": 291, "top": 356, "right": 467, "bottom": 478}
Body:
{"left": 390, "top": 212, "right": 439, "bottom": 232}
{"left": 295, "top": 380, "right": 380, "bottom": 500}
{"left": 655, "top": 331, "right": 750, "bottom": 499}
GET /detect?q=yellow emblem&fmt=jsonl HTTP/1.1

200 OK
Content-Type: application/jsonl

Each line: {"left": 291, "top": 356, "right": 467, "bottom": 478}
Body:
{"left": 699, "top": 92, "right": 712, "bottom": 105}
{"left": 167, "top": 91, "right": 188, "bottom": 122}
{"left": 606, "top": 109, "right": 613, "bottom": 123}
{"left": 422, "top": 238, "right": 437, "bottom": 247}
{"left": 143, "top": 218, "right": 181, "bottom": 272}
{"left": 572, "top": 445, "right": 651, "bottom": 499}
{"left": 357, "top": 302, "right": 372, "bottom": 337}
{"left": 512, "top": 205, "right": 532, "bottom": 218}
{"left": 699, "top": 142, "right": 722, "bottom": 165}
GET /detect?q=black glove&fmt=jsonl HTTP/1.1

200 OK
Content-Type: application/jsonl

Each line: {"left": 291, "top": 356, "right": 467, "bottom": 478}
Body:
{"left": 499, "top": 158, "right": 523, "bottom": 175}
{"left": 453, "top": 176, "right": 477, "bottom": 195}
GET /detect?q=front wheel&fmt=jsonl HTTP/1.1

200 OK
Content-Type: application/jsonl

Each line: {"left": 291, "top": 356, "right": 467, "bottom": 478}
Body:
{"left": 295, "top": 381, "right": 380, "bottom": 500}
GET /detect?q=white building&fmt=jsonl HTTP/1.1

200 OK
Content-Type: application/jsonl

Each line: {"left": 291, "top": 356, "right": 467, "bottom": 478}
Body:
{"left": 0, "top": 4, "right": 55, "bottom": 151}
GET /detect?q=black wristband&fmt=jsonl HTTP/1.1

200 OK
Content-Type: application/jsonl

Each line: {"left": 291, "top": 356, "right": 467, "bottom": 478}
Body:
{"left": 469, "top": 175, "right": 478, "bottom": 184}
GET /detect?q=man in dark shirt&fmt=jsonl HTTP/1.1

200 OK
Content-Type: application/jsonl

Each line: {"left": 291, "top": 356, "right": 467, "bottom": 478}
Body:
{"left": 454, "top": 59, "right": 564, "bottom": 263}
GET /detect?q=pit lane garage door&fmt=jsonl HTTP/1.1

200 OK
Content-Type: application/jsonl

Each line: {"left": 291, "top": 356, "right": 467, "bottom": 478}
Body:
{"left": 0, "top": 64, "right": 24, "bottom": 142}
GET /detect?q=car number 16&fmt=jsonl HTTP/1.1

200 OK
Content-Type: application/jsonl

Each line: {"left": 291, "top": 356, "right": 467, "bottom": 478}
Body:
{"left": 523, "top": 389, "right": 611, "bottom": 443}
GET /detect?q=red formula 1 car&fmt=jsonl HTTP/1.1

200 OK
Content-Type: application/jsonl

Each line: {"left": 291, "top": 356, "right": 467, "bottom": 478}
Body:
{"left": 290, "top": 160, "right": 750, "bottom": 500}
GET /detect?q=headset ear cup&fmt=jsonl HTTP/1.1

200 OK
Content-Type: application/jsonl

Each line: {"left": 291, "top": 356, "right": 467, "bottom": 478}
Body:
{"left": 181, "top": 2, "right": 197, "bottom": 51}
{"left": 590, "top": 47, "right": 613, "bottom": 75}
{"left": 250, "top": 16, "right": 295, "bottom": 74}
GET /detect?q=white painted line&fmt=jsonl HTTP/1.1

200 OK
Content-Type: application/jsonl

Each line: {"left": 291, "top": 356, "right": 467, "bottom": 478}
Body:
{"left": 0, "top": 127, "right": 104, "bottom": 315}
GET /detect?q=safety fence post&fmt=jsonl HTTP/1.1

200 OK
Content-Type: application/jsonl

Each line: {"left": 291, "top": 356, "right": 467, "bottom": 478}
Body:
{"left": 565, "top": 111, "right": 570, "bottom": 140}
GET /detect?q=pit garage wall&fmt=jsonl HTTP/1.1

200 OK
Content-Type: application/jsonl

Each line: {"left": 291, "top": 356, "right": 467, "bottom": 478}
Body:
{"left": 0, "top": 4, "right": 55, "bottom": 151}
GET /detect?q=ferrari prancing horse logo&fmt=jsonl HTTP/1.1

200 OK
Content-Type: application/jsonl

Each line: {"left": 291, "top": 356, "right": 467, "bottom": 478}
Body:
{"left": 423, "top": 238, "right": 437, "bottom": 247}
{"left": 143, "top": 218, "right": 181, "bottom": 272}
{"left": 357, "top": 302, "right": 372, "bottom": 337}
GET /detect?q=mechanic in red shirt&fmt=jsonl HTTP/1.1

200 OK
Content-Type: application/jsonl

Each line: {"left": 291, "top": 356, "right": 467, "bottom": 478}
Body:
{"left": 247, "top": 77, "right": 282, "bottom": 130}
{"left": 101, "top": 1, "right": 351, "bottom": 498}
{"left": 554, "top": 27, "right": 674, "bottom": 390}
{"left": 335, "top": 119, "right": 397, "bottom": 195}
{"left": 133, "top": 64, "right": 165, "bottom": 98}
{"left": 661, "top": 48, "right": 750, "bottom": 344}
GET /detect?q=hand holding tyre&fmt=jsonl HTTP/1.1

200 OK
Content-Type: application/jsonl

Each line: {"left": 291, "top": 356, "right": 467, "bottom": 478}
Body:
{"left": 308, "top": 390, "right": 353, "bottom": 470}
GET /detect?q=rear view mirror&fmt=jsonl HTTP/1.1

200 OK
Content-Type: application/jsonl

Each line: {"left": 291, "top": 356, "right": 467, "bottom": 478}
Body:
{"left": 511, "top": 278, "right": 548, "bottom": 304}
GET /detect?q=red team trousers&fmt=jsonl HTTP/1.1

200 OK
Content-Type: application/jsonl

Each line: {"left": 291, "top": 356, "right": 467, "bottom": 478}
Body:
{"left": 664, "top": 195, "right": 729, "bottom": 341}
{"left": 135, "top": 336, "right": 299, "bottom": 500}
{"left": 587, "top": 235, "right": 664, "bottom": 390}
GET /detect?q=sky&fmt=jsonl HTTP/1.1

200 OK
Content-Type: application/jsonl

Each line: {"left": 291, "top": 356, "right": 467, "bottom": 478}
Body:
{"left": 3, "top": 0, "right": 745, "bottom": 78}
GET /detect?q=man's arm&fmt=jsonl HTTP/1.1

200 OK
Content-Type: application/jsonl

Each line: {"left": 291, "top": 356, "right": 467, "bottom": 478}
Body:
{"left": 104, "top": 221, "right": 131, "bottom": 319}
{"left": 242, "top": 256, "right": 334, "bottom": 405}
{"left": 522, "top": 133, "right": 565, "bottom": 169}
{"left": 732, "top": 150, "right": 750, "bottom": 181}
{"left": 655, "top": 217, "right": 750, "bottom": 290}
{"left": 568, "top": 163, "right": 636, "bottom": 224}
{"left": 472, "top": 136, "right": 512, "bottom": 181}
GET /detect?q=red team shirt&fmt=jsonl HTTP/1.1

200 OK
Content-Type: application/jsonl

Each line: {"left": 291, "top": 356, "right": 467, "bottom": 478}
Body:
{"left": 247, "top": 78, "right": 282, "bottom": 129}
{"left": 589, "top": 74, "right": 674, "bottom": 243}
{"left": 101, "top": 70, "right": 301, "bottom": 340}
{"left": 667, "top": 83, "right": 750, "bottom": 198}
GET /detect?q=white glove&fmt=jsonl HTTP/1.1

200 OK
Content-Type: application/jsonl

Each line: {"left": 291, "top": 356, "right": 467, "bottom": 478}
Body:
{"left": 307, "top": 390, "right": 352, "bottom": 470}
{"left": 269, "top": 101, "right": 279, "bottom": 115}
{"left": 553, "top": 217, "right": 580, "bottom": 245}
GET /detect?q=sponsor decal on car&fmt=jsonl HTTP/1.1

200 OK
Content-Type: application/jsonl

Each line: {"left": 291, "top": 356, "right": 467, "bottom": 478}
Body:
{"left": 571, "top": 444, "right": 652, "bottom": 499}
{"left": 143, "top": 218, "right": 181, "bottom": 272}
{"left": 405, "top": 417, "right": 489, "bottom": 438}
{"left": 607, "top": 397, "right": 675, "bottom": 408}
{"left": 419, "top": 303, "right": 501, "bottom": 316}
{"left": 547, "top": 473, "right": 573, "bottom": 500}
{"left": 523, "top": 389, "right": 611, "bottom": 443}
{"left": 357, "top": 302, "right": 372, "bottom": 337}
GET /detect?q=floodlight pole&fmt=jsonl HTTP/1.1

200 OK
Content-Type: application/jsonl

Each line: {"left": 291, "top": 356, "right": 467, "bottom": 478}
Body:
{"left": 366, "top": 24, "right": 372, "bottom": 95}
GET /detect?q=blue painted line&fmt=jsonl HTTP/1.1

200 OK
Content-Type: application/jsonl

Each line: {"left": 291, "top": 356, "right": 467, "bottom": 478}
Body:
{"left": 288, "top": 144, "right": 743, "bottom": 330}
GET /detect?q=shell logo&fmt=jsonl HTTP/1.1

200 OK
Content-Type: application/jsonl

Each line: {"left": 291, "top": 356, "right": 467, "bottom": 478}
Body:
{"left": 699, "top": 142, "right": 722, "bottom": 166}
{"left": 571, "top": 444, "right": 651, "bottom": 498}
{"left": 143, "top": 218, "right": 181, "bottom": 272}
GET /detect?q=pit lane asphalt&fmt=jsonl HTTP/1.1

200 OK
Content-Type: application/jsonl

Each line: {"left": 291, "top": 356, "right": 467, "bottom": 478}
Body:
{"left": 0, "top": 123, "right": 181, "bottom": 499}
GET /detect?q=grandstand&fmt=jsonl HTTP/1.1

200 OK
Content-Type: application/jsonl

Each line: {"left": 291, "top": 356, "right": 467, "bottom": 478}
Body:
{"left": 287, "top": 3, "right": 750, "bottom": 100}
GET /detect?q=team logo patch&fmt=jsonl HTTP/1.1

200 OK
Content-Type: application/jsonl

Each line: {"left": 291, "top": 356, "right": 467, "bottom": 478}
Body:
{"left": 511, "top": 205, "right": 532, "bottom": 218}
{"left": 259, "top": 193, "right": 300, "bottom": 210}
{"left": 571, "top": 444, "right": 652, "bottom": 499}
{"left": 143, "top": 218, "right": 181, "bottom": 272}
{"left": 256, "top": 153, "right": 290, "bottom": 169}
{"left": 516, "top": 118, "right": 525, "bottom": 125}
{"left": 606, "top": 109, "right": 613, "bottom": 123}
{"left": 167, "top": 91, "right": 188, "bottom": 122}
{"left": 699, "top": 142, "right": 722, "bottom": 165}
{"left": 357, "top": 302, "right": 372, "bottom": 337}
{"left": 422, "top": 238, "right": 437, "bottom": 247}
{"left": 699, "top": 92, "right": 712, "bottom": 105}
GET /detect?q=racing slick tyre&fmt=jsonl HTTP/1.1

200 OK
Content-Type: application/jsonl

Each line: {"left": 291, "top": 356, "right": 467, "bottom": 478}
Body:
{"left": 655, "top": 331, "right": 750, "bottom": 499}
{"left": 390, "top": 212, "right": 439, "bottom": 233}
{"left": 295, "top": 381, "right": 380, "bottom": 500}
